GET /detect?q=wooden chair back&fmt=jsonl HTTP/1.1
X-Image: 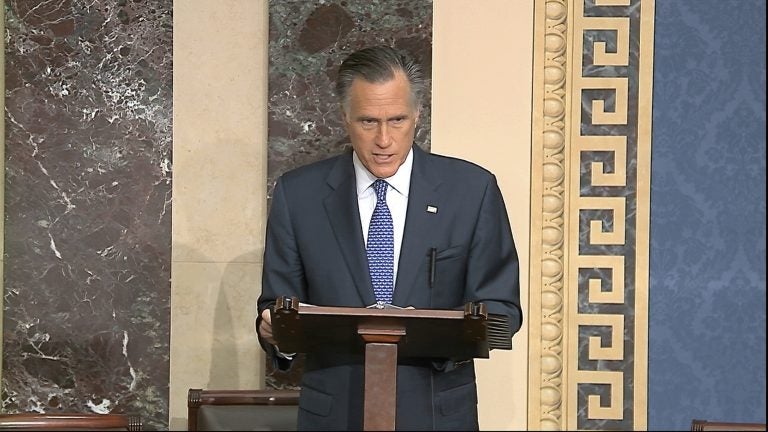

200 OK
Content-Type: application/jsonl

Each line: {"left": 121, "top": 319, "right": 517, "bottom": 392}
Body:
{"left": 188, "top": 388, "right": 300, "bottom": 431}
{"left": 692, "top": 419, "right": 767, "bottom": 431}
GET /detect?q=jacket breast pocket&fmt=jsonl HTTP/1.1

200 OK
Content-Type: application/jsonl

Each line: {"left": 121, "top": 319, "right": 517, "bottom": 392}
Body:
{"left": 429, "top": 245, "right": 468, "bottom": 308}
{"left": 435, "top": 244, "right": 465, "bottom": 261}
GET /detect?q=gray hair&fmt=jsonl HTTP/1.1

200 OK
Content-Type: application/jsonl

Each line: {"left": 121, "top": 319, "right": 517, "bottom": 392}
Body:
{"left": 335, "top": 45, "right": 425, "bottom": 114}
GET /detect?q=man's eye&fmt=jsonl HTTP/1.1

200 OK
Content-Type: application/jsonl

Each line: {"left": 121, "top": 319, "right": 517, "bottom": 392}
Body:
{"left": 390, "top": 118, "right": 405, "bottom": 125}
{"left": 361, "top": 119, "right": 377, "bottom": 126}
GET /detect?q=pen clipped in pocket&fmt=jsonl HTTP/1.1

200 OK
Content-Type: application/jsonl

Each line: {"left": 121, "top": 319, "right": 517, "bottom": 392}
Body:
{"left": 427, "top": 245, "right": 467, "bottom": 289}
{"left": 428, "top": 247, "right": 437, "bottom": 288}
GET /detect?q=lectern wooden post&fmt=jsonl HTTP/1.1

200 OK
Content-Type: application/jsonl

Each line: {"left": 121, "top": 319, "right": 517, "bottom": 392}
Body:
{"left": 270, "top": 296, "right": 511, "bottom": 431}
{"left": 357, "top": 323, "right": 404, "bottom": 430}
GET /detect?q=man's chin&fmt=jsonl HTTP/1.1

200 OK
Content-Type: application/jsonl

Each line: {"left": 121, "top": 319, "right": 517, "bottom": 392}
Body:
{"left": 365, "top": 158, "right": 400, "bottom": 178}
{"left": 370, "top": 165, "right": 398, "bottom": 179}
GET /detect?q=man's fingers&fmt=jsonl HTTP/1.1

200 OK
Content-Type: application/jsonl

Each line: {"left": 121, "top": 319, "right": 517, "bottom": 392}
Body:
{"left": 259, "top": 308, "right": 276, "bottom": 345}
{"left": 261, "top": 308, "right": 272, "bottom": 324}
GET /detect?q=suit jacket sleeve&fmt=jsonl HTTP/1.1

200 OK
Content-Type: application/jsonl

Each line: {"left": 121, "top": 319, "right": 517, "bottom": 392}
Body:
{"left": 257, "top": 177, "right": 307, "bottom": 370}
{"left": 465, "top": 174, "right": 523, "bottom": 338}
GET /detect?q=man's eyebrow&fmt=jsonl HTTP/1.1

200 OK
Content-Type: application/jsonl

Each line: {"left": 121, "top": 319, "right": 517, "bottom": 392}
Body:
{"left": 355, "top": 113, "right": 411, "bottom": 122}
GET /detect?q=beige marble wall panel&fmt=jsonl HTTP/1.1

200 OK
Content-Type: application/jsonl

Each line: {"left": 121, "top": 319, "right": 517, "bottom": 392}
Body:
{"left": 173, "top": 0, "right": 268, "bottom": 264}
{"left": 169, "top": 262, "right": 263, "bottom": 430}
{"left": 171, "top": 0, "right": 268, "bottom": 430}
{"left": 432, "top": 1, "right": 534, "bottom": 430}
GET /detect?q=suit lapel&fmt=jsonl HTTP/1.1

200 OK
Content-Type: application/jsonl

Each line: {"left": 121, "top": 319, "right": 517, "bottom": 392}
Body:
{"left": 323, "top": 152, "right": 376, "bottom": 306}
{"left": 393, "top": 147, "right": 442, "bottom": 306}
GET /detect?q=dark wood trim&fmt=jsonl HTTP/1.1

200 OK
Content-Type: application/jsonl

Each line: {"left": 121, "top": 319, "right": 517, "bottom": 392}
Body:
{"left": 0, "top": 413, "right": 141, "bottom": 430}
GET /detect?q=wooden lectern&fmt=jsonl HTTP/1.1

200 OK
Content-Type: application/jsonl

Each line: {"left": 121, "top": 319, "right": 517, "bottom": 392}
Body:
{"left": 270, "top": 296, "right": 512, "bottom": 431}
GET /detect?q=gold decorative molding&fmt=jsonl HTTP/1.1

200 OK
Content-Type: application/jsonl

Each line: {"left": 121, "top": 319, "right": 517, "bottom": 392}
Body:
{"left": 529, "top": 0, "right": 570, "bottom": 429}
{"left": 529, "top": 0, "right": 653, "bottom": 429}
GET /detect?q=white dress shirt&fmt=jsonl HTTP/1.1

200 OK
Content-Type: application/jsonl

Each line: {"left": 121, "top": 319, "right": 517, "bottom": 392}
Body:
{"left": 352, "top": 148, "right": 413, "bottom": 291}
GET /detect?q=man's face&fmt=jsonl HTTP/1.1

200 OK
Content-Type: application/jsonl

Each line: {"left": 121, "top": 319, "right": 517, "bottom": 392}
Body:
{"left": 342, "top": 71, "right": 420, "bottom": 179}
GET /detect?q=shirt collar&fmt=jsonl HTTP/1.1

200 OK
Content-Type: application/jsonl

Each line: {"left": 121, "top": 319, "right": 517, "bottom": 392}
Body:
{"left": 353, "top": 147, "right": 413, "bottom": 197}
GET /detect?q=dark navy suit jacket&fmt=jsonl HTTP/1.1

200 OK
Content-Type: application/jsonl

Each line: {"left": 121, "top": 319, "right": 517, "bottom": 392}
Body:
{"left": 258, "top": 145, "right": 522, "bottom": 430}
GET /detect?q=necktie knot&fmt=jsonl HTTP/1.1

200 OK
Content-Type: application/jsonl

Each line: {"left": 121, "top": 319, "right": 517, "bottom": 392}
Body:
{"left": 373, "top": 179, "right": 388, "bottom": 203}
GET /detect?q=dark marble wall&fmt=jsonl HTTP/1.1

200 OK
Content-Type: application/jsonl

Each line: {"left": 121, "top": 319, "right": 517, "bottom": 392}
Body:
{"left": 2, "top": 1, "right": 172, "bottom": 429}
{"left": 268, "top": 0, "right": 433, "bottom": 199}
{"left": 266, "top": 0, "right": 433, "bottom": 388}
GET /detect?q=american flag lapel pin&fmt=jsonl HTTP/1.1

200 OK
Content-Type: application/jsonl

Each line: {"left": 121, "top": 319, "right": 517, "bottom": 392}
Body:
{"left": 426, "top": 205, "right": 438, "bottom": 214}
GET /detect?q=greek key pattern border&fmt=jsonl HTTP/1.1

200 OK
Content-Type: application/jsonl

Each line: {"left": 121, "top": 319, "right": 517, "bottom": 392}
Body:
{"left": 530, "top": 0, "right": 652, "bottom": 430}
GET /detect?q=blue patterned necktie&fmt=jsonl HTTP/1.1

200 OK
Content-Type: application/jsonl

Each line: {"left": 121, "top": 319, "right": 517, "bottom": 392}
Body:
{"left": 367, "top": 179, "right": 394, "bottom": 304}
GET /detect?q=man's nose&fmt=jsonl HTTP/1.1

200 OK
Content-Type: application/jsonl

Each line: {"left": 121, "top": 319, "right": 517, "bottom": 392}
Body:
{"left": 375, "top": 123, "right": 390, "bottom": 146}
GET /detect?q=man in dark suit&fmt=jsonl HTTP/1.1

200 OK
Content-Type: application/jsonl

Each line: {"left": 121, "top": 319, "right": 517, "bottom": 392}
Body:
{"left": 257, "top": 45, "right": 522, "bottom": 430}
